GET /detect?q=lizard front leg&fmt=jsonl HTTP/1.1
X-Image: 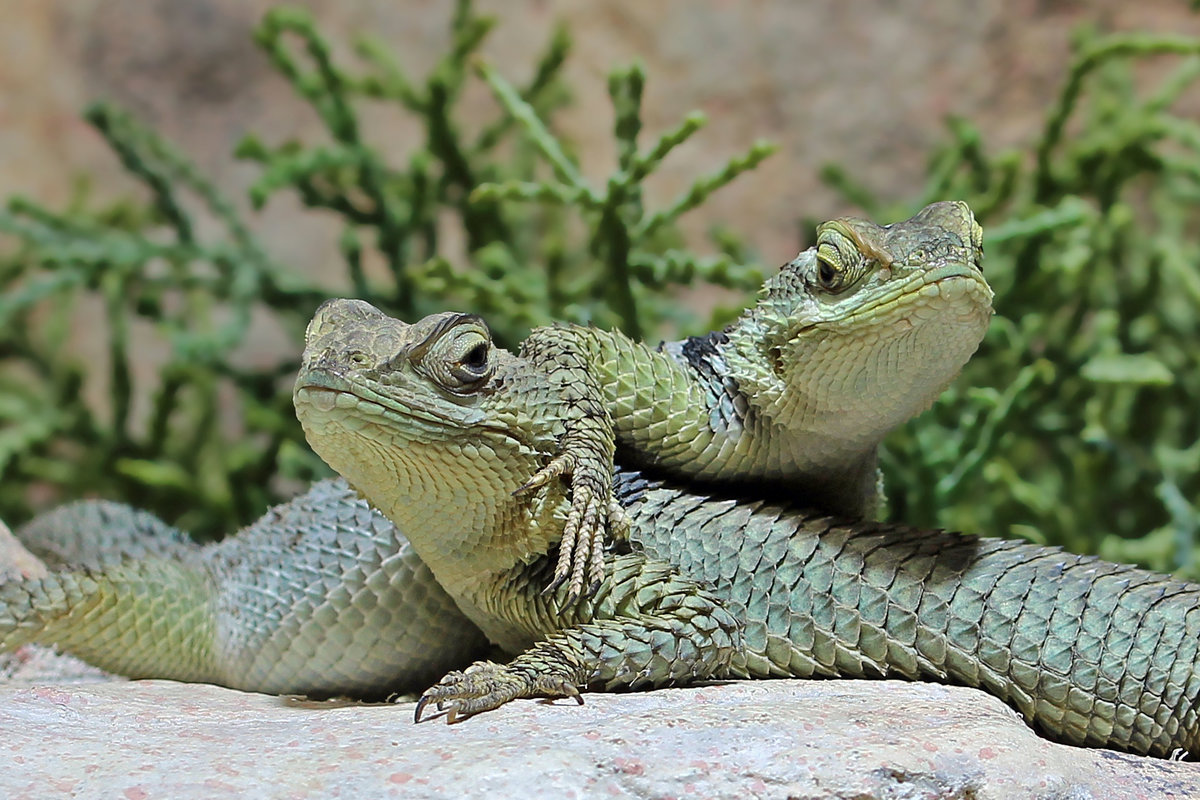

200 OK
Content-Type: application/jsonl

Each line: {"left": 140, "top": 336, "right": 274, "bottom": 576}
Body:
{"left": 516, "top": 325, "right": 630, "bottom": 600}
{"left": 414, "top": 553, "right": 742, "bottom": 721}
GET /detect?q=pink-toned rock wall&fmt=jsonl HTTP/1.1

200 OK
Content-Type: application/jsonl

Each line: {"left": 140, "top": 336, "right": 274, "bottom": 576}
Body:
{"left": 4, "top": 1, "right": 1199, "bottom": 276}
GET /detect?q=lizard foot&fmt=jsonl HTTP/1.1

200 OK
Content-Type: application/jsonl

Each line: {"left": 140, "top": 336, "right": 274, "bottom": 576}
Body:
{"left": 516, "top": 453, "right": 629, "bottom": 602}
{"left": 414, "top": 660, "right": 583, "bottom": 723}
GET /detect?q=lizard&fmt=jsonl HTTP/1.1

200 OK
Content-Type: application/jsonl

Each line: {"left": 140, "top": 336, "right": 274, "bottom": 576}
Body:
{"left": 0, "top": 202, "right": 990, "bottom": 694}
{"left": 517, "top": 199, "right": 991, "bottom": 596}
{"left": 1, "top": 479, "right": 488, "bottom": 696}
{"left": 293, "top": 300, "right": 1200, "bottom": 759}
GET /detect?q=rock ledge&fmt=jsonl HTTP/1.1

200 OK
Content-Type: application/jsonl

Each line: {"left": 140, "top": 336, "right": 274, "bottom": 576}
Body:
{"left": 3, "top": 678, "right": 1198, "bottom": 799}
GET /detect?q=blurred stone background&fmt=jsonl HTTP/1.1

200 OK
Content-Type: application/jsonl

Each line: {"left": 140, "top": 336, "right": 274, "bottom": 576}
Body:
{"left": 2, "top": 0, "right": 1198, "bottom": 282}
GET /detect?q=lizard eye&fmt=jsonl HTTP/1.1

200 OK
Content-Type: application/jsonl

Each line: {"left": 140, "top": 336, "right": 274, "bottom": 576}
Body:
{"left": 812, "top": 221, "right": 879, "bottom": 295}
{"left": 409, "top": 314, "right": 497, "bottom": 395}
{"left": 463, "top": 342, "right": 488, "bottom": 370}
{"left": 816, "top": 256, "right": 841, "bottom": 291}
{"left": 450, "top": 338, "right": 494, "bottom": 387}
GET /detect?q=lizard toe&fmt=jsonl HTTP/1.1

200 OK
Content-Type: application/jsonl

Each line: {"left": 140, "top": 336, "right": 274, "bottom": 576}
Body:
{"left": 416, "top": 660, "right": 585, "bottom": 723}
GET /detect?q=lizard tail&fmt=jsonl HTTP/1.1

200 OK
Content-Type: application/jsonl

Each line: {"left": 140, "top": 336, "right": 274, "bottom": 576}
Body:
{"left": 3, "top": 483, "right": 494, "bottom": 697}
{"left": 0, "top": 558, "right": 222, "bottom": 684}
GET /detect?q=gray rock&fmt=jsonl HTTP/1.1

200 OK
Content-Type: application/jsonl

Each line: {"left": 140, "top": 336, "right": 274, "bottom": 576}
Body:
{"left": 2, "top": 678, "right": 1196, "bottom": 799}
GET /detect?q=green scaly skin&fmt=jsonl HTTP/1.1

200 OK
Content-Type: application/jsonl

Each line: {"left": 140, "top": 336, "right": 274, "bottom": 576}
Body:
{"left": 519, "top": 200, "right": 992, "bottom": 595}
{"left": 0, "top": 204, "right": 990, "bottom": 689}
{"left": 2, "top": 480, "right": 487, "bottom": 696}
{"left": 294, "top": 300, "right": 1200, "bottom": 758}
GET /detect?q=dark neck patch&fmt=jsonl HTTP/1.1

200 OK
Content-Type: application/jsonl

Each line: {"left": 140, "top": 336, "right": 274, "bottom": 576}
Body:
{"left": 656, "top": 330, "right": 747, "bottom": 432}
{"left": 677, "top": 330, "right": 729, "bottom": 376}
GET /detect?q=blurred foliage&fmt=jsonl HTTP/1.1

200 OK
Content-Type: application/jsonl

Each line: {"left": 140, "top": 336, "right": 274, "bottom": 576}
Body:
{"left": 823, "top": 30, "right": 1200, "bottom": 577}
{"left": 0, "top": 1, "right": 769, "bottom": 539}
{"left": 0, "top": 5, "right": 1197, "bottom": 579}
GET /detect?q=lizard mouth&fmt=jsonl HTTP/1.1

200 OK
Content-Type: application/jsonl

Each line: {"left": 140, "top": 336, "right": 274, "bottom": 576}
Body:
{"left": 295, "top": 370, "right": 472, "bottom": 429}
{"left": 296, "top": 386, "right": 340, "bottom": 413}
{"left": 293, "top": 368, "right": 531, "bottom": 457}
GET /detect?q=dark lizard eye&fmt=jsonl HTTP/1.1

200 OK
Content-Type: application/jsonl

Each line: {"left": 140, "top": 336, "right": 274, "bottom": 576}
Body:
{"left": 817, "top": 258, "right": 840, "bottom": 290}
{"left": 443, "top": 328, "right": 495, "bottom": 392}
{"left": 813, "top": 222, "right": 875, "bottom": 295}
{"left": 463, "top": 343, "right": 488, "bottom": 372}
{"left": 410, "top": 313, "right": 497, "bottom": 395}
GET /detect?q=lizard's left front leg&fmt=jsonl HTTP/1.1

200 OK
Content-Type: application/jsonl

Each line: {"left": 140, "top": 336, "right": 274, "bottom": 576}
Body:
{"left": 414, "top": 554, "right": 742, "bottom": 721}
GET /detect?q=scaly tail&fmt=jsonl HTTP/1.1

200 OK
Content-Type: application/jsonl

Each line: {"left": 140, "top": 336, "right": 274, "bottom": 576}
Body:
{"left": 1, "top": 554, "right": 221, "bottom": 683}
{"left": 15, "top": 500, "right": 198, "bottom": 569}
{"left": 3, "top": 499, "right": 221, "bottom": 683}
{"left": 4, "top": 481, "right": 492, "bottom": 697}
{"left": 619, "top": 472, "right": 1200, "bottom": 758}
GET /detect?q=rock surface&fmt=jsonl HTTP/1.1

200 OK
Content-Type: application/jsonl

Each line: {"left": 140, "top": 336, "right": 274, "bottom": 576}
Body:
{"left": 3, "top": 416, "right": 1197, "bottom": 799}
{"left": 2, "top": 677, "right": 1197, "bottom": 799}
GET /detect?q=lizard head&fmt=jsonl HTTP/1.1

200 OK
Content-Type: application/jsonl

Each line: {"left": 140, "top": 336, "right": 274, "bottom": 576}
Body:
{"left": 294, "top": 299, "right": 566, "bottom": 586}
{"left": 728, "top": 200, "right": 993, "bottom": 449}
{"left": 299, "top": 300, "right": 498, "bottom": 408}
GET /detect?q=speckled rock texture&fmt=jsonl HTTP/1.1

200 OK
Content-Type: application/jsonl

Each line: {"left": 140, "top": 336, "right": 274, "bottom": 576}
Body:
{"left": 1, "top": 678, "right": 1197, "bottom": 800}
{"left": 4, "top": 513, "right": 1200, "bottom": 798}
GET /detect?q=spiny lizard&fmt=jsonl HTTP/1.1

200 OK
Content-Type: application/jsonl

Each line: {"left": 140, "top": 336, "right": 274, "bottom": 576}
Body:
{"left": 295, "top": 301, "right": 1200, "bottom": 759}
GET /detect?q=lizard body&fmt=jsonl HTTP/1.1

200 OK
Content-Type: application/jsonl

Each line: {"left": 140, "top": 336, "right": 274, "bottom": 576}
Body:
{"left": 527, "top": 200, "right": 989, "bottom": 517}
{"left": 1, "top": 205, "right": 991, "bottom": 684}
{"left": 2, "top": 479, "right": 486, "bottom": 696}
{"left": 520, "top": 200, "right": 992, "bottom": 592}
{"left": 294, "top": 301, "right": 1200, "bottom": 758}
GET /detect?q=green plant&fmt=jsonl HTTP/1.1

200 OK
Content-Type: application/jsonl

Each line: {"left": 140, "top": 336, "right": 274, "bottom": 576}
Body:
{"left": 824, "top": 30, "right": 1200, "bottom": 576}
{"left": 0, "top": 1, "right": 768, "bottom": 538}
{"left": 2, "top": 8, "right": 1197, "bottom": 578}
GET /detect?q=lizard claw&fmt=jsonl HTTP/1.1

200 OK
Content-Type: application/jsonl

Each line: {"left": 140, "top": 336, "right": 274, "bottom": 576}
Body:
{"left": 520, "top": 451, "right": 623, "bottom": 602}
{"left": 514, "top": 327, "right": 622, "bottom": 601}
{"left": 513, "top": 453, "right": 574, "bottom": 497}
{"left": 413, "top": 694, "right": 439, "bottom": 724}
{"left": 550, "top": 478, "right": 616, "bottom": 603}
{"left": 415, "top": 660, "right": 583, "bottom": 723}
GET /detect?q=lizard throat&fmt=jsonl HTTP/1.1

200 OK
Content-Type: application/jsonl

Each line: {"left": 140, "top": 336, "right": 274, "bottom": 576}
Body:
{"left": 293, "top": 382, "right": 563, "bottom": 596}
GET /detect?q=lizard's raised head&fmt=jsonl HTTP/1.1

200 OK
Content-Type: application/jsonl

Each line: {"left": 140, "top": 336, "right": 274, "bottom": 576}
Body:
{"left": 726, "top": 200, "right": 993, "bottom": 448}
{"left": 298, "top": 299, "right": 500, "bottom": 420}
{"left": 762, "top": 200, "right": 988, "bottom": 335}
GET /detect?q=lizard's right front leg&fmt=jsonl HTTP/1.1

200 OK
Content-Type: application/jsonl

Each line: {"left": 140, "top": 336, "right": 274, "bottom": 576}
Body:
{"left": 414, "top": 553, "right": 742, "bottom": 721}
